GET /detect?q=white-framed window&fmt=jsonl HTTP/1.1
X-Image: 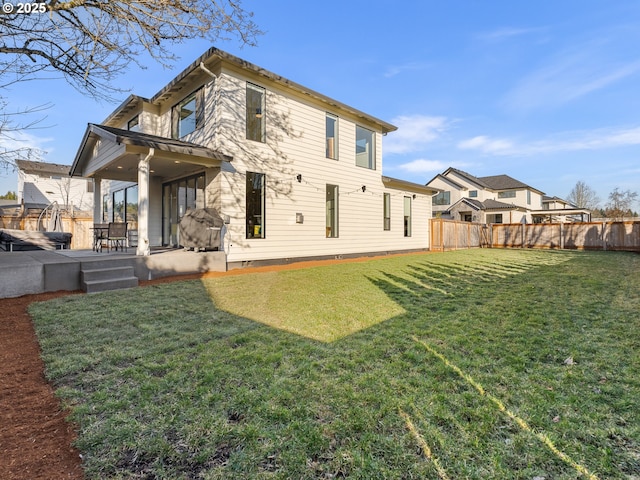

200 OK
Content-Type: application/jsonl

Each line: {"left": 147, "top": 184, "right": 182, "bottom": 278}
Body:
{"left": 404, "top": 196, "right": 412, "bottom": 237}
{"left": 172, "top": 88, "right": 204, "bottom": 138}
{"left": 128, "top": 116, "right": 140, "bottom": 132}
{"left": 246, "top": 172, "right": 266, "bottom": 239}
{"left": 326, "top": 184, "right": 339, "bottom": 238}
{"left": 498, "top": 191, "right": 516, "bottom": 199}
{"left": 469, "top": 190, "right": 478, "bottom": 198}
{"left": 355, "top": 125, "right": 375, "bottom": 169}
{"left": 383, "top": 193, "right": 391, "bottom": 231}
{"left": 433, "top": 191, "right": 450, "bottom": 205}
{"left": 326, "top": 113, "right": 338, "bottom": 159}
{"left": 527, "top": 190, "right": 531, "bottom": 205}
{"left": 246, "top": 83, "right": 266, "bottom": 142}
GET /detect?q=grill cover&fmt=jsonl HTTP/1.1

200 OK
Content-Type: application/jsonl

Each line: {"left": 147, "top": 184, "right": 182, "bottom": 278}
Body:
{"left": 178, "top": 208, "right": 224, "bottom": 250}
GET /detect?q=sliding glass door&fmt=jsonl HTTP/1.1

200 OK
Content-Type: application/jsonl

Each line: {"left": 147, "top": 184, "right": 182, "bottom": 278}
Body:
{"left": 162, "top": 173, "right": 205, "bottom": 246}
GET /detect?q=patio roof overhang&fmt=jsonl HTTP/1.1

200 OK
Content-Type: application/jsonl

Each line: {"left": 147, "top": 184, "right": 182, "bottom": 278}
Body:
{"left": 70, "top": 124, "right": 233, "bottom": 182}
{"left": 530, "top": 208, "right": 592, "bottom": 220}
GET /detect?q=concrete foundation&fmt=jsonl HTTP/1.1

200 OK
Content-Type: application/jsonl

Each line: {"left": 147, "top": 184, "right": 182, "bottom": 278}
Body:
{"left": 0, "top": 249, "right": 227, "bottom": 299}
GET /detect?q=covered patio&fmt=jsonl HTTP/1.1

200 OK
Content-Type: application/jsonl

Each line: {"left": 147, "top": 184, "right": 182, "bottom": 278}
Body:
{"left": 70, "top": 124, "right": 232, "bottom": 256}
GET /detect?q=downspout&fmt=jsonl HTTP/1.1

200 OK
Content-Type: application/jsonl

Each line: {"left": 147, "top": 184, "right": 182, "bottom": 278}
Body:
{"left": 199, "top": 62, "right": 217, "bottom": 80}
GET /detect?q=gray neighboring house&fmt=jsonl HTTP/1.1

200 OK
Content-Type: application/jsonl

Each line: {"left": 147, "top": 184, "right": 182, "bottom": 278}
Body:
{"left": 426, "top": 167, "right": 590, "bottom": 224}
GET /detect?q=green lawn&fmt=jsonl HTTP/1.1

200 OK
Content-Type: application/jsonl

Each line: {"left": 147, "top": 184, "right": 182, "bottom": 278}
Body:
{"left": 30, "top": 249, "right": 640, "bottom": 479}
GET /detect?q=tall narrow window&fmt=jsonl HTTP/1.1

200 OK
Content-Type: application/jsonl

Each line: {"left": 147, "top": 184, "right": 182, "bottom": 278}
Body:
{"left": 527, "top": 190, "right": 531, "bottom": 205}
{"left": 404, "top": 196, "right": 412, "bottom": 237}
{"left": 172, "top": 88, "right": 204, "bottom": 138}
{"left": 326, "top": 184, "right": 339, "bottom": 238}
{"left": 355, "top": 125, "right": 375, "bottom": 169}
{"left": 326, "top": 114, "right": 338, "bottom": 159}
{"left": 383, "top": 193, "right": 391, "bottom": 231}
{"left": 246, "top": 172, "right": 265, "bottom": 239}
{"left": 246, "top": 83, "right": 266, "bottom": 142}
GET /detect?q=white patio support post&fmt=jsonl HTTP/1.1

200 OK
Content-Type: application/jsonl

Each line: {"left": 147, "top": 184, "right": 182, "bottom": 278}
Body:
{"left": 137, "top": 149, "right": 153, "bottom": 256}
{"left": 93, "top": 177, "right": 102, "bottom": 223}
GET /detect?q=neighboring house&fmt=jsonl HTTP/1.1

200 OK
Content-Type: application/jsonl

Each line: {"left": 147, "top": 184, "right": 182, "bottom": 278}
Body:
{"left": 71, "top": 47, "right": 438, "bottom": 266}
{"left": 538, "top": 196, "right": 591, "bottom": 223}
{"left": 16, "top": 159, "right": 93, "bottom": 211}
{"left": 426, "top": 167, "right": 589, "bottom": 224}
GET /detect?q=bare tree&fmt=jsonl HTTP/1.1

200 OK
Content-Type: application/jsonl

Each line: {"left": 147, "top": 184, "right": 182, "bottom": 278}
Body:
{"left": 604, "top": 187, "right": 638, "bottom": 221}
{"left": 0, "top": 0, "right": 262, "bottom": 99}
{"left": 0, "top": 100, "right": 51, "bottom": 170}
{"left": 567, "top": 180, "right": 600, "bottom": 211}
{"left": 0, "top": 0, "right": 261, "bottom": 171}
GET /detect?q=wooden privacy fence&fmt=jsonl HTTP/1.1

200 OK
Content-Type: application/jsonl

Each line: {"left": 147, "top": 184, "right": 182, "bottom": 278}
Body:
{"left": 0, "top": 212, "right": 94, "bottom": 250}
{"left": 431, "top": 219, "right": 640, "bottom": 252}
{"left": 431, "top": 218, "right": 490, "bottom": 251}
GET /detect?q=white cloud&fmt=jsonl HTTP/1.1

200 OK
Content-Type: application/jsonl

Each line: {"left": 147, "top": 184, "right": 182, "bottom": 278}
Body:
{"left": 457, "top": 126, "right": 640, "bottom": 156}
{"left": 383, "top": 61, "right": 430, "bottom": 78}
{"left": 396, "top": 159, "right": 449, "bottom": 174}
{"left": 384, "top": 114, "right": 450, "bottom": 155}
{"left": 503, "top": 37, "right": 640, "bottom": 111}
{"left": 477, "top": 27, "right": 546, "bottom": 42}
{"left": 458, "top": 135, "right": 514, "bottom": 154}
{"left": 0, "top": 129, "right": 52, "bottom": 158}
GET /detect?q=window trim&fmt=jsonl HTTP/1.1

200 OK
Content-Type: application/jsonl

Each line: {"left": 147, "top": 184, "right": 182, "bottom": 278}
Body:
{"left": 326, "top": 184, "right": 339, "bottom": 238}
{"left": 246, "top": 83, "right": 266, "bottom": 143}
{"left": 171, "top": 87, "right": 204, "bottom": 139}
{"left": 383, "top": 193, "right": 391, "bottom": 231}
{"left": 326, "top": 113, "right": 338, "bottom": 159}
{"left": 404, "top": 196, "right": 412, "bottom": 237}
{"left": 355, "top": 125, "right": 375, "bottom": 170}
{"left": 433, "top": 191, "right": 451, "bottom": 206}
{"left": 246, "top": 171, "right": 266, "bottom": 239}
{"left": 498, "top": 190, "right": 517, "bottom": 199}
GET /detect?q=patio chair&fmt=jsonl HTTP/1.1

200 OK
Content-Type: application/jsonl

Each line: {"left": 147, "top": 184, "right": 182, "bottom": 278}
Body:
{"left": 107, "top": 222, "right": 128, "bottom": 252}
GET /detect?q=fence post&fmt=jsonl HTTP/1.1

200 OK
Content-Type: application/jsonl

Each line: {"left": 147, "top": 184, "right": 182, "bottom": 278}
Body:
{"left": 440, "top": 219, "right": 445, "bottom": 252}
{"left": 602, "top": 222, "right": 607, "bottom": 251}
{"left": 560, "top": 223, "right": 564, "bottom": 250}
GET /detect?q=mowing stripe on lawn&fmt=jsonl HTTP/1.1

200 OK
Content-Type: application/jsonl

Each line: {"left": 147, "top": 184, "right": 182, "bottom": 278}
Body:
{"left": 412, "top": 336, "right": 599, "bottom": 480}
{"left": 399, "top": 409, "right": 451, "bottom": 480}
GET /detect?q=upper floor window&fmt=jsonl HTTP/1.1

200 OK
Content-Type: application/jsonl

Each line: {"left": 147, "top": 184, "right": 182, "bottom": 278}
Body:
{"left": 246, "top": 83, "right": 266, "bottom": 142}
{"left": 527, "top": 190, "right": 531, "bottom": 205}
{"left": 355, "top": 126, "right": 375, "bottom": 169}
{"left": 326, "top": 114, "right": 338, "bottom": 159}
{"left": 172, "top": 88, "right": 204, "bottom": 139}
{"left": 469, "top": 190, "right": 478, "bottom": 198}
{"left": 498, "top": 191, "right": 516, "bottom": 199}
{"left": 128, "top": 116, "right": 140, "bottom": 132}
{"left": 433, "top": 191, "right": 451, "bottom": 205}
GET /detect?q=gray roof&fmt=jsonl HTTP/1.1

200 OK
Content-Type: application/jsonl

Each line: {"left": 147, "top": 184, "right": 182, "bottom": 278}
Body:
{"left": 442, "top": 167, "right": 545, "bottom": 195}
{"left": 480, "top": 174, "right": 529, "bottom": 190}
{"left": 103, "top": 47, "right": 397, "bottom": 134}
{"left": 89, "top": 124, "right": 231, "bottom": 161}
{"left": 15, "top": 159, "right": 71, "bottom": 176}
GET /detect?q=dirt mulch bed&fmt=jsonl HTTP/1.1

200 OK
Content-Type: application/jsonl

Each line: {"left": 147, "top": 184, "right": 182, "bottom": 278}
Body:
{"left": 0, "top": 253, "right": 422, "bottom": 479}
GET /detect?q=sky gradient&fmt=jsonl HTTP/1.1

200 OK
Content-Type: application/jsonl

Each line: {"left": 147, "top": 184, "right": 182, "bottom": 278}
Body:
{"left": 2, "top": 1, "right": 639, "bottom": 209}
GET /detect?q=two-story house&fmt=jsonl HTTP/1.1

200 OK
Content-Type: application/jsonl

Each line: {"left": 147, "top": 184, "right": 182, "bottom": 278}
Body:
{"left": 426, "top": 168, "right": 591, "bottom": 224}
{"left": 71, "top": 47, "right": 438, "bottom": 267}
{"left": 426, "top": 167, "right": 544, "bottom": 224}
{"left": 16, "top": 159, "right": 93, "bottom": 211}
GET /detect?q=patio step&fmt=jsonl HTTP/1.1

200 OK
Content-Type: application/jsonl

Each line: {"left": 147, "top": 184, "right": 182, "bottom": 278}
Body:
{"left": 81, "top": 265, "right": 139, "bottom": 294}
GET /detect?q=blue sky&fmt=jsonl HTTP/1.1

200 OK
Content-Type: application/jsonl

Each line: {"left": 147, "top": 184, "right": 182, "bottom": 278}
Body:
{"left": 3, "top": 0, "right": 640, "bottom": 208}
